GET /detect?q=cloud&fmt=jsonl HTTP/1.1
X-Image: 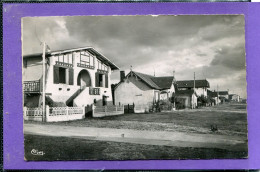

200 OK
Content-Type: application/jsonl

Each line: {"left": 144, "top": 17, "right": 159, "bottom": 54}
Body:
{"left": 22, "top": 15, "right": 247, "bottom": 98}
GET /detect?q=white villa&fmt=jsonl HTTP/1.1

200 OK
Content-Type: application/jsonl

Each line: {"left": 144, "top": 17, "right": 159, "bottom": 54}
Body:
{"left": 114, "top": 70, "right": 176, "bottom": 113}
{"left": 23, "top": 47, "right": 119, "bottom": 113}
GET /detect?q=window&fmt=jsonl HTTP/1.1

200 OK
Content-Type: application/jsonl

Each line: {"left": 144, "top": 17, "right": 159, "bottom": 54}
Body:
{"left": 98, "top": 73, "right": 103, "bottom": 87}
{"left": 80, "top": 51, "right": 94, "bottom": 67}
{"left": 59, "top": 67, "right": 66, "bottom": 84}
{"left": 95, "top": 72, "right": 108, "bottom": 88}
{"left": 53, "top": 66, "right": 74, "bottom": 85}
{"left": 23, "top": 59, "right": 27, "bottom": 68}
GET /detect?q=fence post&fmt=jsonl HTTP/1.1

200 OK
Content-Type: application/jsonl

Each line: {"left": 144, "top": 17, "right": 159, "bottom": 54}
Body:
{"left": 46, "top": 105, "right": 49, "bottom": 122}
{"left": 82, "top": 105, "right": 85, "bottom": 119}
{"left": 105, "top": 106, "right": 107, "bottom": 116}
{"left": 66, "top": 106, "right": 69, "bottom": 121}
{"left": 92, "top": 105, "right": 95, "bottom": 117}
{"left": 23, "top": 107, "right": 27, "bottom": 120}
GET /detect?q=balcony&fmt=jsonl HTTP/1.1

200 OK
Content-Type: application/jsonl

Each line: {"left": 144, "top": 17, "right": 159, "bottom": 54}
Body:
{"left": 89, "top": 87, "right": 100, "bottom": 95}
{"left": 23, "top": 80, "right": 41, "bottom": 93}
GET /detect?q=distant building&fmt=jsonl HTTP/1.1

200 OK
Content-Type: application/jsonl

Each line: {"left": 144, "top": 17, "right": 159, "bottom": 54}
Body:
{"left": 229, "top": 94, "right": 240, "bottom": 102}
{"left": 176, "top": 79, "right": 210, "bottom": 97}
{"left": 114, "top": 71, "right": 176, "bottom": 111}
{"left": 218, "top": 91, "right": 229, "bottom": 99}
{"left": 207, "top": 90, "right": 220, "bottom": 105}
{"left": 175, "top": 90, "right": 198, "bottom": 109}
{"left": 218, "top": 91, "right": 229, "bottom": 103}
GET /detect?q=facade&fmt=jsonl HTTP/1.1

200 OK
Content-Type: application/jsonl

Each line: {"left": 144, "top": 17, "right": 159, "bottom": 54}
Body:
{"left": 114, "top": 71, "right": 176, "bottom": 111}
{"left": 207, "top": 90, "right": 220, "bottom": 105}
{"left": 175, "top": 90, "right": 198, "bottom": 109}
{"left": 229, "top": 94, "right": 240, "bottom": 102}
{"left": 23, "top": 47, "right": 119, "bottom": 109}
{"left": 218, "top": 91, "right": 229, "bottom": 99}
{"left": 176, "top": 79, "right": 210, "bottom": 97}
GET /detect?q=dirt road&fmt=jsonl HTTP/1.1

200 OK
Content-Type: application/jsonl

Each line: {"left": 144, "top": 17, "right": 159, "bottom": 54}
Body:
{"left": 24, "top": 123, "right": 247, "bottom": 151}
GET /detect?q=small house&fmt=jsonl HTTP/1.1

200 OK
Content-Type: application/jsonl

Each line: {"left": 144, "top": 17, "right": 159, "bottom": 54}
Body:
{"left": 175, "top": 90, "right": 198, "bottom": 109}
{"left": 176, "top": 79, "right": 210, "bottom": 97}
{"left": 114, "top": 71, "right": 176, "bottom": 112}
{"left": 229, "top": 94, "right": 240, "bottom": 102}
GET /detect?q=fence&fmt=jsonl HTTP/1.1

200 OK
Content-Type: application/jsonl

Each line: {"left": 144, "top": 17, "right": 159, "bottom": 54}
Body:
{"left": 134, "top": 104, "right": 149, "bottom": 113}
{"left": 23, "top": 106, "right": 85, "bottom": 122}
{"left": 23, "top": 107, "right": 43, "bottom": 121}
{"left": 93, "top": 105, "right": 124, "bottom": 117}
{"left": 23, "top": 80, "right": 41, "bottom": 93}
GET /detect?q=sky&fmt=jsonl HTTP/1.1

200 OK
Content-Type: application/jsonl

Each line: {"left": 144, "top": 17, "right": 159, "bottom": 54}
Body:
{"left": 22, "top": 15, "right": 247, "bottom": 98}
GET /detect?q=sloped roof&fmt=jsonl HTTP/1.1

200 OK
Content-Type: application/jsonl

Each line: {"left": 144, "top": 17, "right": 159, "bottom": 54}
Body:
{"left": 121, "top": 71, "right": 174, "bottom": 90}
{"left": 151, "top": 77, "right": 175, "bottom": 90}
{"left": 23, "top": 46, "right": 119, "bottom": 70}
{"left": 207, "top": 90, "right": 218, "bottom": 97}
{"left": 218, "top": 91, "right": 229, "bottom": 95}
{"left": 176, "top": 79, "right": 210, "bottom": 88}
{"left": 176, "top": 90, "right": 198, "bottom": 97}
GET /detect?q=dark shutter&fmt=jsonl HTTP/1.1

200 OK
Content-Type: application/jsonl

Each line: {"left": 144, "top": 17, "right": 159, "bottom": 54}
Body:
{"left": 53, "top": 66, "right": 59, "bottom": 84}
{"left": 95, "top": 72, "right": 99, "bottom": 87}
{"left": 69, "top": 68, "right": 74, "bottom": 85}
{"left": 105, "top": 73, "right": 108, "bottom": 88}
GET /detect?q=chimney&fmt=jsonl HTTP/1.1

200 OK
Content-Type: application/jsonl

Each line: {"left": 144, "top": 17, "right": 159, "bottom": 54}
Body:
{"left": 120, "top": 71, "right": 125, "bottom": 82}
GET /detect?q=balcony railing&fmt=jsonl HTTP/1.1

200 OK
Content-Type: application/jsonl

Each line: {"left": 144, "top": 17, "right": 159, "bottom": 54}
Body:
{"left": 77, "top": 63, "right": 95, "bottom": 70}
{"left": 23, "top": 80, "right": 41, "bottom": 93}
{"left": 89, "top": 87, "right": 100, "bottom": 95}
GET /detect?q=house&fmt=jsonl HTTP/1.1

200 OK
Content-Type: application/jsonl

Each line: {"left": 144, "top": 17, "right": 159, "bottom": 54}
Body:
{"left": 23, "top": 46, "right": 119, "bottom": 111}
{"left": 176, "top": 79, "right": 210, "bottom": 97}
{"left": 218, "top": 91, "right": 229, "bottom": 103}
{"left": 207, "top": 90, "right": 220, "bottom": 105}
{"left": 114, "top": 70, "right": 176, "bottom": 112}
{"left": 175, "top": 90, "right": 198, "bottom": 109}
{"left": 229, "top": 94, "right": 240, "bottom": 102}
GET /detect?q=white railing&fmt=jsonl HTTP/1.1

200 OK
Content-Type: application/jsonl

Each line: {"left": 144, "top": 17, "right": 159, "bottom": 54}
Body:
{"left": 93, "top": 105, "right": 124, "bottom": 117}
{"left": 23, "top": 106, "right": 85, "bottom": 122}
{"left": 47, "top": 106, "right": 85, "bottom": 122}
{"left": 23, "top": 107, "right": 43, "bottom": 121}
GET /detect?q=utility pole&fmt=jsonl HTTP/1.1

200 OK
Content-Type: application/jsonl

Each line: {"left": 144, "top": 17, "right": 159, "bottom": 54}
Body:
{"left": 193, "top": 72, "right": 195, "bottom": 109}
{"left": 42, "top": 42, "right": 46, "bottom": 122}
{"left": 217, "top": 84, "right": 219, "bottom": 105}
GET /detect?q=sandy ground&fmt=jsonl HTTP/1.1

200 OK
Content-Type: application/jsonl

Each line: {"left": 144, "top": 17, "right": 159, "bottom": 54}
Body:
{"left": 24, "top": 123, "right": 247, "bottom": 152}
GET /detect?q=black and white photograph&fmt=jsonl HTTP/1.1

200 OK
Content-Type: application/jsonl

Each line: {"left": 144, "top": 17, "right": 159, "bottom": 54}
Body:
{"left": 22, "top": 15, "right": 247, "bottom": 160}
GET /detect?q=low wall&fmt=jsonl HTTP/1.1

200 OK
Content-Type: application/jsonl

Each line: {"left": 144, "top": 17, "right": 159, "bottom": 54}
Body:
{"left": 93, "top": 105, "right": 124, "bottom": 117}
{"left": 23, "top": 106, "right": 85, "bottom": 122}
{"left": 47, "top": 106, "right": 85, "bottom": 122}
{"left": 23, "top": 107, "right": 43, "bottom": 121}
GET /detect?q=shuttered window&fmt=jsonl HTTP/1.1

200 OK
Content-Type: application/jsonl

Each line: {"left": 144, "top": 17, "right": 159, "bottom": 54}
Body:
{"left": 105, "top": 74, "right": 108, "bottom": 88}
{"left": 69, "top": 68, "right": 74, "bottom": 85}
{"left": 53, "top": 66, "right": 74, "bottom": 85}
{"left": 95, "top": 72, "right": 99, "bottom": 87}
{"left": 53, "top": 66, "right": 59, "bottom": 84}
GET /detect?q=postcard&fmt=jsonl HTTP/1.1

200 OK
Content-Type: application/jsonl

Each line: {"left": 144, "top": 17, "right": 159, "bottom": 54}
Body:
{"left": 3, "top": 2, "right": 260, "bottom": 170}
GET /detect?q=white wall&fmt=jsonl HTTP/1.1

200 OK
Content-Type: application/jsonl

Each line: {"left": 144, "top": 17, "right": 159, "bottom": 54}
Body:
{"left": 23, "top": 57, "right": 43, "bottom": 81}
{"left": 195, "top": 87, "right": 207, "bottom": 97}
{"left": 114, "top": 80, "right": 154, "bottom": 106}
{"left": 44, "top": 51, "right": 113, "bottom": 105}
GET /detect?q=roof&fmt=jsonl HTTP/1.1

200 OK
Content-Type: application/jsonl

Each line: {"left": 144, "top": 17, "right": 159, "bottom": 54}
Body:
{"left": 207, "top": 90, "right": 218, "bottom": 97}
{"left": 175, "top": 90, "right": 198, "bottom": 97}
{"left": 176, "top": 80, "right": 210, "bottom": 88}
{"left": 218, "top": 91, "right": 229, "bottom": 95}
{"left": 23, "top": 46, "right": 119, "bottom": 70}
{"left": 116, "top": 71, "right": 175, "bottom": 90}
